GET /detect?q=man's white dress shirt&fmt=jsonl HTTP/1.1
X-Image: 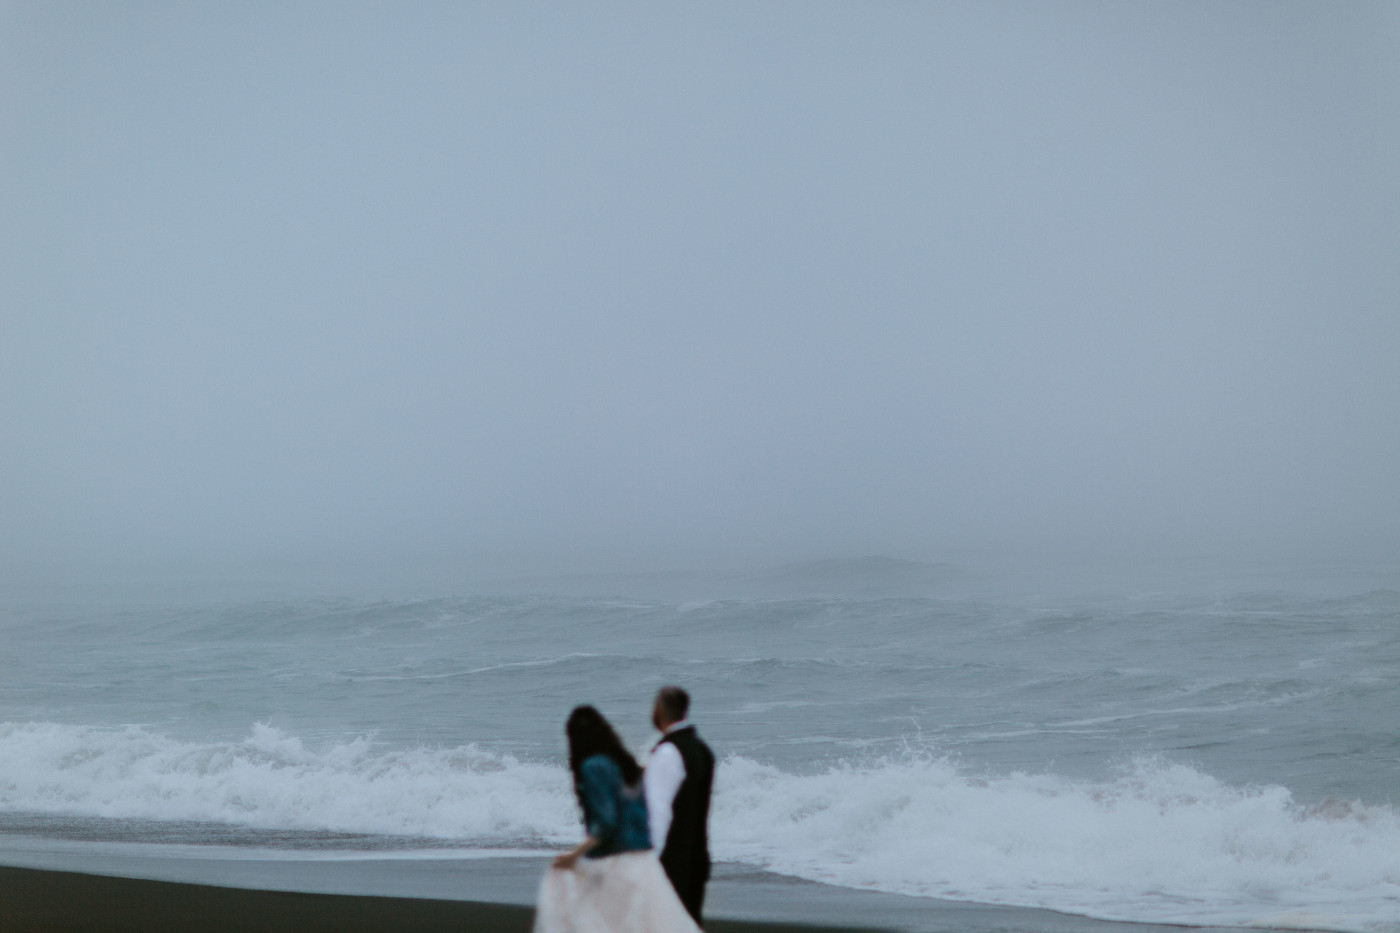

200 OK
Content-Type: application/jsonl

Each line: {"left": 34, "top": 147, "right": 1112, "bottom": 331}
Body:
{"left": 643, "top": 720, "right": 690, "bottom": 850}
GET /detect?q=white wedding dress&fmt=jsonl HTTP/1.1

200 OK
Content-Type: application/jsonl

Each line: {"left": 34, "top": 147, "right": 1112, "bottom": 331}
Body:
{"left": 533, "top": 852, "right": 702, "bottom": 933}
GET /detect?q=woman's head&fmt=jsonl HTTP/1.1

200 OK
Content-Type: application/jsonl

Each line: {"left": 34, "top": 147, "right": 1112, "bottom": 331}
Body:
{"left": 566, "top": 705, "right": 642, "bottom": 787}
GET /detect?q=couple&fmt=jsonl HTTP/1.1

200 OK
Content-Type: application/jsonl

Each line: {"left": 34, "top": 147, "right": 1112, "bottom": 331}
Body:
{"left": 533, "top": 687, "right": 715, "bottom": 933}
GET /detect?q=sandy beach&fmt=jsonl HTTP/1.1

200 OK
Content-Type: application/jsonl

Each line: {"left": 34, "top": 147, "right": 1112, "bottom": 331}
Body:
{"left": 0, "top": 848, "right": 1268, "bottom": 933}
{"left": 0, "top": 863, "right": 535, "bottom": 933}
{"left": 2, "top": 862, "right": 936, "bottom": 933}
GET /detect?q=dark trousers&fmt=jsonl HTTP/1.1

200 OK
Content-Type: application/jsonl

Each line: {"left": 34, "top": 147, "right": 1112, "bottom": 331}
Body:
{"left": 676, "top": 876, "right": 706, "bottom": 925}
{"left": 661, "top": 854, "right": 708, "bottom": 925}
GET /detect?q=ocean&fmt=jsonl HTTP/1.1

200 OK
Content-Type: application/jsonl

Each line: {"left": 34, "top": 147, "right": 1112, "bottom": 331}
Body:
{"left": 2, "top": 557, "right": 1397, "bottom": 932}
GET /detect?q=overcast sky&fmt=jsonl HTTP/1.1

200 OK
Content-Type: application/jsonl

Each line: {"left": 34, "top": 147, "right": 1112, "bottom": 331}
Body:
{"left": 3, "top": 2, "right": 1398, "bottom": 579}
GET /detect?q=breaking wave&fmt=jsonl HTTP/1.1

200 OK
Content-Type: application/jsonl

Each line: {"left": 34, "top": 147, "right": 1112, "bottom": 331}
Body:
{"left": 1, "top": 722, "right": 1397, "bottom": 931}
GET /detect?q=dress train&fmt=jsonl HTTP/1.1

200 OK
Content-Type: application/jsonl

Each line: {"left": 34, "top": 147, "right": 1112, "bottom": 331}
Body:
{"left": 533, "top": 852, "right": 702, "bottom": 933}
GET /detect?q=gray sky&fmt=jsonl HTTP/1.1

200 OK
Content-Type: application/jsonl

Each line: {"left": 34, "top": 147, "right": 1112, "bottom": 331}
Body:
{"left": 3, "top": 2, "right": 1398, "bottom": 579}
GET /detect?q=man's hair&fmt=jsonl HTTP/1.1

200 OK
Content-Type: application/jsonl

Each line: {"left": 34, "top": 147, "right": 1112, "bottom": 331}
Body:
{"left": 656, "top": 685, "right": 689, "bottom": 723}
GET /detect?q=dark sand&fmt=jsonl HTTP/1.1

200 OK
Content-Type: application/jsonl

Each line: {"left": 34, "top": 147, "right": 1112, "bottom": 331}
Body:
{"left": 0, "top": 859, "right": 1271, "bottom": 933}
{"left": 0, "top": 836, "right": 1298, "bottom": 933}
{"left": 0, "top": 863, "right": 868, "bottom": 933}
{"left": 0, "top": 863, "right": 532, "bottom": 932}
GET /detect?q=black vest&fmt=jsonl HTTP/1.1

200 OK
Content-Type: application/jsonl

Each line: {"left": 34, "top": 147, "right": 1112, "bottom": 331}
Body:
{"left": 656, "top": 726, "right": 715, "bottom": 877}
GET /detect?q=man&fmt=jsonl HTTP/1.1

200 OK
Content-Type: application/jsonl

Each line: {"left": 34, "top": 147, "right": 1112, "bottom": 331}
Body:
{"left": 644, "top": 685, "right": 715, "bottom": 924}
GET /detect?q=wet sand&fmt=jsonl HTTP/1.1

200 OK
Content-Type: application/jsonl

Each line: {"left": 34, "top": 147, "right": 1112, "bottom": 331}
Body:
{"left": 0, "top": 863, "right": 866, "bottom": 933}
{"left": 0, "top": 850, "right": 1266, "bottom": 933}
{"left": 1, "top": 863, "right": 533, "bottom": 932}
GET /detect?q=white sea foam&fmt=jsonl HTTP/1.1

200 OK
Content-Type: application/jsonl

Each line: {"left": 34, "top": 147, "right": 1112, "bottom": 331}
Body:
{"left": 714, "top": 755, "right": 1400, "bottom": 932}
{"left": 1, "top": 722, "right": 1397, "bottom": 932}
{"left": 0, "top": 722, "right": 578, "bottom": 843}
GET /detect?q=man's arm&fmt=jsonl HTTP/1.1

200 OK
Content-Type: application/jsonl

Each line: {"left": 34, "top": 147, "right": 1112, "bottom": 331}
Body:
{"left": 644, "top": 742, "right": 685, "bottom": 850}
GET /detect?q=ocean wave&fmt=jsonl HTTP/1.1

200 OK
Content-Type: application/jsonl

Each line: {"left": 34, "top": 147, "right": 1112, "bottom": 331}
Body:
{"left": 0, "top": 721, "right": 577, "bottom": 844}
{"left": 714, "top": 755, "right": 1400, "bottom": 932}
{"left": 1, "top": 722, "right": 1397, "bottom": 932}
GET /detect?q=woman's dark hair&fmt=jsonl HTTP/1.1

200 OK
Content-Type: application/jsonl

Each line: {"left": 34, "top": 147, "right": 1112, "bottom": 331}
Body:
{"left": 566, "top": 705, "right": 643, "bottom": 788}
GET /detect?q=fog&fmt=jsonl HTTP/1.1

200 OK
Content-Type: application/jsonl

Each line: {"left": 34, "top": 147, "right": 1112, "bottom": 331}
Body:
{"left": 3, "top": 3, "right": 1398, "bottom": 585}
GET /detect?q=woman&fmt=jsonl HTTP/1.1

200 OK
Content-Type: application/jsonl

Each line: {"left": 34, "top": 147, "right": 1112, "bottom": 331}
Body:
{"left": 533, "top": 706, "right": 700, "bottom": 933}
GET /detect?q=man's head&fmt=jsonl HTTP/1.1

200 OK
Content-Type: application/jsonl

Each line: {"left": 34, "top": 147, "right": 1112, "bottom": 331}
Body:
{"left": 652, "top": 685, "right": 689, "bottom": 732}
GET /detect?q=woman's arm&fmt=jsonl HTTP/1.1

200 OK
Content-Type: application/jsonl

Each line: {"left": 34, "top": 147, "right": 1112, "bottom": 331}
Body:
{"left": 552, "top": 835, "right": 598, "bottom": 869}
